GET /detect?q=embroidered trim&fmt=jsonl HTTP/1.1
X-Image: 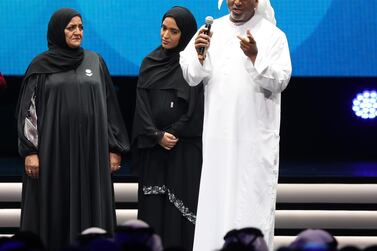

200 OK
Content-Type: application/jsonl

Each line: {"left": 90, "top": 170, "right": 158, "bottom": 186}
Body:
{"left": 143, "top": 185, "right": 196, "bottom": 224}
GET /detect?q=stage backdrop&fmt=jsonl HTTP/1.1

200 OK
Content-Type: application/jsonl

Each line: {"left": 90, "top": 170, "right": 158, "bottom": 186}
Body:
{"left": 0, "top": 0, "right": 376, "bottom": 76}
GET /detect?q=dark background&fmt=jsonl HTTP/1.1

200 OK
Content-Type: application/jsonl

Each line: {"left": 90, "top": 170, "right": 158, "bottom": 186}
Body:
{"left": 1, "top": 76, "right": 377, "bottom": 177}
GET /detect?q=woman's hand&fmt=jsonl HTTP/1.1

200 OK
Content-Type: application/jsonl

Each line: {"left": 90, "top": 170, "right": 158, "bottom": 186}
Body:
{"left": 159, "top": 132, "right": 178, "bottom": 150}
{"left": 109, "top": 152, "right": 121, "bottom": 173}
{"left": 25, "top": 154, "right": 39, "bottom": 179}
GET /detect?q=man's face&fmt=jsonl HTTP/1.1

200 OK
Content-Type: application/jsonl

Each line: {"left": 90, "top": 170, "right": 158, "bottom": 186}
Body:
{"left": 227, "top": 0, "right": 258, "bottom": 23}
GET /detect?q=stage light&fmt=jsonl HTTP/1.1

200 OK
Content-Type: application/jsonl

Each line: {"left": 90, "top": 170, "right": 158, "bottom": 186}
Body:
{"left": 352, "top": 90, "right": 377, "bottom": 120}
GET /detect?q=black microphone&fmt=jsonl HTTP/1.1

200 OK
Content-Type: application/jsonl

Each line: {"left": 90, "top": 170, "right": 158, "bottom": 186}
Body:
{"left": 198, "top": 16, "right": 214, "bottom": 56}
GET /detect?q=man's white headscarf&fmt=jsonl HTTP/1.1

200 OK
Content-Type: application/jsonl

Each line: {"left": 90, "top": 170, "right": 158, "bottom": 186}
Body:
{"left": 218, "top": 0, "right": 276, "bottom": 25}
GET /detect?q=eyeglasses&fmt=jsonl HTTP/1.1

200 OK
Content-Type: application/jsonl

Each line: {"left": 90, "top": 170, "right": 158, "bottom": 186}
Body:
{"left": 65, "top": 24, "right": 84, "bottom": 32}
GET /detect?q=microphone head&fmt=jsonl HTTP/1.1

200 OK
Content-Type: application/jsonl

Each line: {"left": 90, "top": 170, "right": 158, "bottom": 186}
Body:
{"left": 205, "top": 16, "right": 214, "bottom": 25}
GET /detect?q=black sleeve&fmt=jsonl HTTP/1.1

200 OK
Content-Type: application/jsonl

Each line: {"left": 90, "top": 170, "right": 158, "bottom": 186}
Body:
{"left": 166, "top": 84, "right": 204, "bottom": 138}
{"left": 99, "top": 55, "right": 130, "bottom": 154}
{"left": 166, "top": 107, "right": 191, "bottom": 137}
{"left": 17, "top": 75, "right": 39, "bottom": 158}
{"left": 132, "top": 83, "right": 164, "bottom": 149}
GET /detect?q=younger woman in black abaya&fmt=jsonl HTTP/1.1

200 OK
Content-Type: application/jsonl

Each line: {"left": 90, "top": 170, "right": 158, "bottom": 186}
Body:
{"left": 132, "top": 6, "right": 203, "bottom": 251}
{"left": 16, "top": 8, "right": 129, "bottom": 250}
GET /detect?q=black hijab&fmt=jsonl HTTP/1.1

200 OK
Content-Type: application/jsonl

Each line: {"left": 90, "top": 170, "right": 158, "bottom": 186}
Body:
{"left": 16, "top": 8, "right": 84, "bottom": 123}
{"left": 162, "top": 6, "right": 198, "bottom": 53}
{"left": 24, "top": 8, "right": 84, "bottom": 79}
{"left": 137, "top": 6, "right": 197, "bottom": 101}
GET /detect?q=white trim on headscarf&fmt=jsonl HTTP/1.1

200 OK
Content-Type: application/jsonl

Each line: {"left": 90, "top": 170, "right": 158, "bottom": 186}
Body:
{"left": 218, "top": 0, "right": 276, "bottom": 25}
{"left": 256, "top": 0, "right": 276, "bottom": 25}
{"left": 218, "top": 0, "right": 224, "bottom": 9}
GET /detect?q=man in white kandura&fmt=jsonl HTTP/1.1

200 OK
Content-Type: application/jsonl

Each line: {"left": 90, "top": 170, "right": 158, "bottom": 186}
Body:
{"left": 179, "top": 0, "right": 292, "bottom": 250}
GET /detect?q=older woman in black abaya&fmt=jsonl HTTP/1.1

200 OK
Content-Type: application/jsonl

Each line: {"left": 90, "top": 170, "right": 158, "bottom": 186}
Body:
{"left": 132, "top": 6, "right": 203, "bottom": 250}
{"left": 17, "top": 8, "right": 129, "bottom": 250}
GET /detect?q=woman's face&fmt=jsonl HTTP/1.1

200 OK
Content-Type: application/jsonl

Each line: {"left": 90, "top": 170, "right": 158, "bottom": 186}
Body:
{"left": 160, "top": 17, "right": 181, "bottom": 49}
{"left": 64, "top": 16, "right": 83, "bottom": 48}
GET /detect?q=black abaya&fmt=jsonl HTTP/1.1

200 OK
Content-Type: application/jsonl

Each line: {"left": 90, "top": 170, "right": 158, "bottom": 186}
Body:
{"left": 132, "top": 7, "right": 203, "bottom": 250}
{"left": 134, "top": 86, "right": 203, "bottom": 250}
{"left": 18, "top": 51, "right": 129, "bottom": 250}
